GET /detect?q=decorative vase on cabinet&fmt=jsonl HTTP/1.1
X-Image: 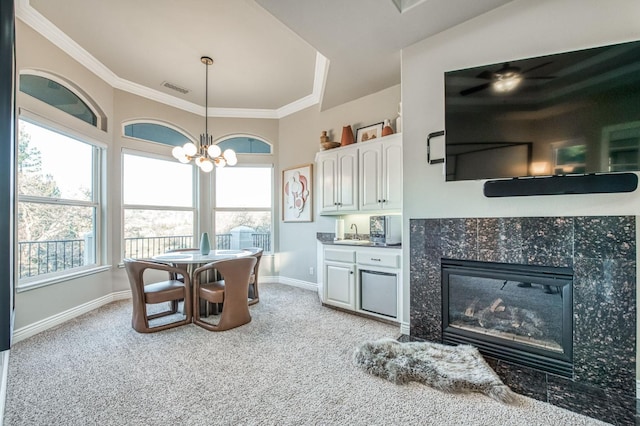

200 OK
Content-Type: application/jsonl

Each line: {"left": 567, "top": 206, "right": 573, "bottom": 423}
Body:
{"left": 341, "top": 125, "right": 355, "bottom": 146}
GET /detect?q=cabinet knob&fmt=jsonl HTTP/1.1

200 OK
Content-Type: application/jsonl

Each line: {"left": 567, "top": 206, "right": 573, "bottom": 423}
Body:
{"left": 377, "top": 199, "right": 381, "bottom": 203}
{"left": 350, "top": 271, "right": 354, "bottom": 274}
{"left": 383, "top": 199, "right": 387, "bottom": 203}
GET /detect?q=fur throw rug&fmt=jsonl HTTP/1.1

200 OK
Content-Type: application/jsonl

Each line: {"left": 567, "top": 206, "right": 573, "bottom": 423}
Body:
{"left": 353, "top": 338, "right": 517, "bottom": 404}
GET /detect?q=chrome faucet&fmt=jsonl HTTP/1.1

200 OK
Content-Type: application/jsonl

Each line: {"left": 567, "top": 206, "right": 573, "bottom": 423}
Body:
{"left": 350, "top": 223, "right": 358, "bottom": 239}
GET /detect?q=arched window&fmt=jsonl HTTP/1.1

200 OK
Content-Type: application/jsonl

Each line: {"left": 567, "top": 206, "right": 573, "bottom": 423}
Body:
{"left": 217, "top": 136, "right": 272, "bottom": 154}
{"left": 19, "top": 74, "right": 98, "bottom": 127}
{"left": 123, "top": 122, "right": 192, "bottom": 147}
{"left": 17, "top": 71, "right": 106, "bottom": 287}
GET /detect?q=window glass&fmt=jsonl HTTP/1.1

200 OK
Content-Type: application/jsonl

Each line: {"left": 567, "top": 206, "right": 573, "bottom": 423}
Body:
{"left": 123, "top": 155, "right": 193, "bottom": 207}
{"left": 123, "top": 122, "right": 190, "bottom": 147}
{"left": 17, "top": 119, "right": 100, "bottom": 282}
{"left": 217, "top": 136, "right": 271, "bottom": 154}
{"left": 19, "top": 120, "right": 93, "bottom": 201}
{"left": 215, "top": 167, "right": 271, "bottom": 208}
{"left": 214, "top": 166, "right": 272, "bottom": 253}
{"left": 123, "top": 210, "right": 194, "bottom": 258}
{"left": 122, "top": 153, "right": 195, "bottom": 259}
{"left": 20, "top": 74, "right": 97, "bottom": 126}
{"left": 214, "top": 211, "right": 271, "bottom": 251}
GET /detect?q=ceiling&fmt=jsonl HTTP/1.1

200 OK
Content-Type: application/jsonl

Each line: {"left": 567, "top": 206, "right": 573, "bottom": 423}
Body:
{"left": 17, "top": 0, "right": 514, "bottom": 119}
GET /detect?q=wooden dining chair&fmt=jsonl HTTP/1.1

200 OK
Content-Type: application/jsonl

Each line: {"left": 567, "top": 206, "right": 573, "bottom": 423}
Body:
{"left": 123, "top": 258, "right": 192, "bottom": 333}
{"left": 242, "top": 247, "right": 264, "bottom": 305}
{"left": 192, "top": 256, "right": 257, "bottom": 331}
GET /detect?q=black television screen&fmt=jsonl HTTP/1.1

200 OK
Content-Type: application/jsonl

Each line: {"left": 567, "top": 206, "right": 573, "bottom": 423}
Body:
{"left": 444, "top": 39, "right": 640, "bottom": 182}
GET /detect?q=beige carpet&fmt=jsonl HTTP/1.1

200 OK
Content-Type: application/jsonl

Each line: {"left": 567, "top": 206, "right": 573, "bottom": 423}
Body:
{"left": 4, "top": 283, "right": 608, "bottom": 425}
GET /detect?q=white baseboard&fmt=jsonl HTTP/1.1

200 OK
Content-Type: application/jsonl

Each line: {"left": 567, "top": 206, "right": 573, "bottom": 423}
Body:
{"left": 12, "top": 290, "right": 132, "bottom": 344}
{"left": 264, "top": 276, "right": 318, "bottom": 292}
{"left": 400, "top": 322, "right": 410, "bottom": 336}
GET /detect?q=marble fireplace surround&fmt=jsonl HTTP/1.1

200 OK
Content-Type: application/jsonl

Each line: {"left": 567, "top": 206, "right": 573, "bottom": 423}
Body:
{"left": 409, "top": 216, "right": 636, "bottom": 425}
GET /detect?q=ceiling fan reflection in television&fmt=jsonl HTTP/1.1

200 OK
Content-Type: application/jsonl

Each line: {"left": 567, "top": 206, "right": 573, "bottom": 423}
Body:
{"left": 460, "top": 61, "right": 554, "bottom": 96}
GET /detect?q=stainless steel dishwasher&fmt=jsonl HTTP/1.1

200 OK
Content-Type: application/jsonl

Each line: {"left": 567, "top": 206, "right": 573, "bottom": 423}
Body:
{"left": 359, "top": 269, "right": 397, "bottom": 318}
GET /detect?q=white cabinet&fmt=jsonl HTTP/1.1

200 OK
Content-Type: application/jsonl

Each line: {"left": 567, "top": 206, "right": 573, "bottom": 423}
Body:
{"left": 316, "top": 133, "right": 402, "bottom": 215}
{"left": 317, "top": 148, "right": 358, "bottom": 213}
{"left": 359, "top": 134, "right": 402, "bottom": 211}
{"left": 323, "top": 248, "right": 356, "bottom": 309}
{"left": 321, "top": 244, "right": 401, "bottom": 322}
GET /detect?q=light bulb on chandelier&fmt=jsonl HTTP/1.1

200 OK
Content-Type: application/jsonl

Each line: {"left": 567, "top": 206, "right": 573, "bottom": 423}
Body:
{"left": 171, "top": 56, "right": 237, "bottom": 171}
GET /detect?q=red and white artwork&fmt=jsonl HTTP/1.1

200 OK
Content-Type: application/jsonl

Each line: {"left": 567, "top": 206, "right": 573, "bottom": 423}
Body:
{"left": 283, "top": 164, "right": 313, "bottom": 222}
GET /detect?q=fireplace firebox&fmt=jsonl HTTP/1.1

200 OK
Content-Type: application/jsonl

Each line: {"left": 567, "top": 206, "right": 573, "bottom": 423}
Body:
{"left": 442, "top": 258, "right": 573, "bottom": 377}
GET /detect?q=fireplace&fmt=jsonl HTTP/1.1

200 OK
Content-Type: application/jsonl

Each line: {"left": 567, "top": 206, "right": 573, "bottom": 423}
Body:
{"left": 441, "top": 258, "right": 573, "bottom": 377}
{"left": 410, "top": 216, "right": 636, "bottom": 424}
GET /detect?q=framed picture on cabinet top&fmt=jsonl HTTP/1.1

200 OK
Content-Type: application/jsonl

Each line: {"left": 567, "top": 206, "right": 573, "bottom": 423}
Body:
{"left": 282, "top": 163, "right": 313, "bottom": 222}
{"left": 356, "top": 122, "right": 384, "bottom": 143}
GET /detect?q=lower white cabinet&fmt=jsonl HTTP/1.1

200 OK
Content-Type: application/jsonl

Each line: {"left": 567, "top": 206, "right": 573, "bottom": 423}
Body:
{"left": 323, "top": 248, "right": 356, "bottom": 309}
{"left": 325, "top": 261, "right": 356, "bottom": 309}
{"left": 321, "top": 245, "right": 401, "bottom": 321}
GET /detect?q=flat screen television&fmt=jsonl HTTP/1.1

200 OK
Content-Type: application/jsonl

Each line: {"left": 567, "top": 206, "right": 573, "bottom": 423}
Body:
{"left": 444, "top": 39, "right": 640, "bottom": 186}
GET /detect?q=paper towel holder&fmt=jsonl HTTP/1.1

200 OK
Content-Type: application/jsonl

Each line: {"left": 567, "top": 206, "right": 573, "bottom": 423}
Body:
{"left": 334, "top": 218, "right": 345, "bottom": 241}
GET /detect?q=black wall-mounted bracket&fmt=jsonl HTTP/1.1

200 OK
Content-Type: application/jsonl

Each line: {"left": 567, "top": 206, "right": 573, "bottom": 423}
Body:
{"left": 427, "top": 130, "right": 445, "bottom": 164}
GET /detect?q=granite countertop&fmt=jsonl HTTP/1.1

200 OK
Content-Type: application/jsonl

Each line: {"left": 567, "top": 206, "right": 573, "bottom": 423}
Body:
{"left": 316, "top": 232, "right": 402, "bottom": 249}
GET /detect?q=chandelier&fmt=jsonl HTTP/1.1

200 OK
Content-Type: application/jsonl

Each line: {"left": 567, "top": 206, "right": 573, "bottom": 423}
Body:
{"left": 171, "top": 56, "right": 237, "bottom": 172}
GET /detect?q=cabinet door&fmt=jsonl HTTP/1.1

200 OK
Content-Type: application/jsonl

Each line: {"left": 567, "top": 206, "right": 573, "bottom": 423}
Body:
{"left": 381, "top": 137, "right": 403, "bottom": 210}
{"left": 337, "top": 150, "right": 358, "bottom": 211}
{"left": 324, "top": 261, "right": 355, "bottom": 309}
{"left": 359, "top": 143, "right": 382, "bottom": 211}
{"left": 318, "top": 153, "right": 338, "bottom": 212}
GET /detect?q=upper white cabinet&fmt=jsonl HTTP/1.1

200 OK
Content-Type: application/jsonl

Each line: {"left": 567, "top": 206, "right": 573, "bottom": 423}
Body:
{"left": 359, "top": 134, "right": 402, "bottom": 211}
{"left": 317, "top": 147, "right": 358, "bottom": 213}
{"left": 316, "top": 133, "right": 402, "bottom": 215}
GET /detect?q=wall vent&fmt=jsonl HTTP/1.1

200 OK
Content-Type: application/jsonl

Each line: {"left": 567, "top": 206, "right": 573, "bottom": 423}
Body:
{"left": 161, "top": 81, "right": 189, "bottom": 94}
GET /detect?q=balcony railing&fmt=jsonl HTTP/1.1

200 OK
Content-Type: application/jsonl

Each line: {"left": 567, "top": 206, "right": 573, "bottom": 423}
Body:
{"left": 123, "top": 235, "right": 194, "bottom": 259}
{"left": 18, "top": 239, "right": 86, "bottom": 279}
{"left": 18, "top": 232, "right": 271, "bottom": 280}
{"left": 252, "top": 233, "right": 271, "bottom": 251}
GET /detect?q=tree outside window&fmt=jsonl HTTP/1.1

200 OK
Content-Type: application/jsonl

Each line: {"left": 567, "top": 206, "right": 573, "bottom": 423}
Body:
{"left": 17, "top": 119, "right": 100, "bottom": 282}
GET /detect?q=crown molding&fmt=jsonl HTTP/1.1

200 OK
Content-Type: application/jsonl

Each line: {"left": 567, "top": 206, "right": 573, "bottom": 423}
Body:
{"left": 16, "top": 0, "right": 326, "bottom": 120}
{"left": 277, "top": 53, "right": 329, "bottom": 118}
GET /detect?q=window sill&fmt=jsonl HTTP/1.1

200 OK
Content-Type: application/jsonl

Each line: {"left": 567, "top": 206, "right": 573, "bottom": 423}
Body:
{"left": 16, "top": 265, "right": 112, "bottom": 293}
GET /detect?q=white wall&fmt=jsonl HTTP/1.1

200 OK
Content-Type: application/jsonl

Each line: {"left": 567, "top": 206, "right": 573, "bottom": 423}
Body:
{"left": 400, "top": 0, "right": 640, "bottom": 364}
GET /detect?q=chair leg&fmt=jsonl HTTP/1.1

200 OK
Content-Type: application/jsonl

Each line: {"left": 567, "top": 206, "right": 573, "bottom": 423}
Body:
{"left": 248, "top": 283, "right": 259, "bottom": 306}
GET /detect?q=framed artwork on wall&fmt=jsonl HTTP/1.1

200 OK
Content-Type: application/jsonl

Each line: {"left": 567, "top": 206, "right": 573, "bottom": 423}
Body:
{"left": 282, "top": 163, "right": 313, "bottom": 222}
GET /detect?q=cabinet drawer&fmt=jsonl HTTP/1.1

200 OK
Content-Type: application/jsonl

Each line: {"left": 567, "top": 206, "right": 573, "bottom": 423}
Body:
{"left": 325, "top": 248, "right": 356, "bottom": 263}
{"left": 356, "top": 251, "right": 400, "bottom": 268}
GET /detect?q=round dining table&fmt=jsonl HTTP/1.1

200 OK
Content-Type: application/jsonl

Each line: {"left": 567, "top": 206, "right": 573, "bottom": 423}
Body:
{"left": 152, "top": 249, "right": 253, "bottom": 265}
{"left": 151, "top": 249, "right": 255, "bottom": 315}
